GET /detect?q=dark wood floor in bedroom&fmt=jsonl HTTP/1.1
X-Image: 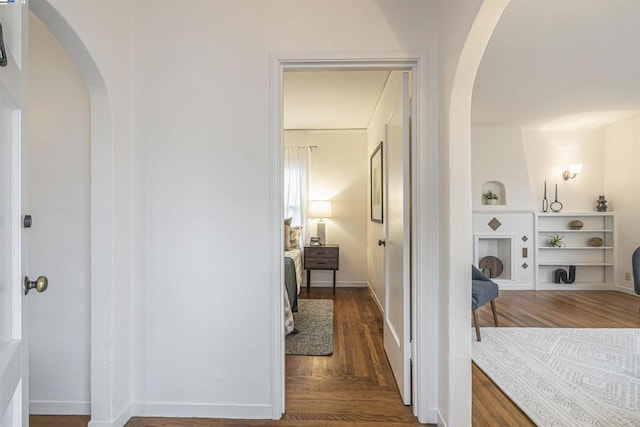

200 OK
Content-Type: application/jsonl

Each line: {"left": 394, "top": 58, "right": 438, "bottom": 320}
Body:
{"left": 31, "top": 288, "right": 640, "bottom": 427}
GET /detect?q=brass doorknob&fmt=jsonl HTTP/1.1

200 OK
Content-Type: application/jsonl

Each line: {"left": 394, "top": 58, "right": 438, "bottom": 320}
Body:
{"left": 23, "top": 275, "right": 48, "bottom": 295}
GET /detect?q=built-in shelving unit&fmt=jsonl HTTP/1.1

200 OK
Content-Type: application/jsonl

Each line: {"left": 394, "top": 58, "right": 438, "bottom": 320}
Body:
{"left": 534, "top": 212, "right": 616, "bottom": 290}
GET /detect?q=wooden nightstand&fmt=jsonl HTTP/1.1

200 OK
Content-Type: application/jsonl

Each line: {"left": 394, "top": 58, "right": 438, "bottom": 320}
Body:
{"left": 304, "top": 244, "right": 339, "bottom": 293}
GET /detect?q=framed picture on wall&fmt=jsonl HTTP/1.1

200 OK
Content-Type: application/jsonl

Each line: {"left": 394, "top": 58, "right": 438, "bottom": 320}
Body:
{"left": 370, "top": 141, "right": 383, "bottom": 223}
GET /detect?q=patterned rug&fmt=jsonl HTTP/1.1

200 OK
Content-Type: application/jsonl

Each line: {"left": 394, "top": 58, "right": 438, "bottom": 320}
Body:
{"left": 286, "top": 299, "right": 333, "bottom": 356}
{"left": 472, "top": 328, "right": 640, "bottom": 426}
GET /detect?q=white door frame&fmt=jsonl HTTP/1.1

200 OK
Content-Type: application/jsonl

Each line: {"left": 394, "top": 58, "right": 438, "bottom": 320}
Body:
{"left": 269, "top": 51, "right": 433, "bottom": 421}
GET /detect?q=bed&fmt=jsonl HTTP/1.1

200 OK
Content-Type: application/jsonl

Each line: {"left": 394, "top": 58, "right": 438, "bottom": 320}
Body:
{"left": 284, "top": 220, "right": 304, "bottom": 334}
{"left": 284, "top": 248, "right": 302, "bottom": 313}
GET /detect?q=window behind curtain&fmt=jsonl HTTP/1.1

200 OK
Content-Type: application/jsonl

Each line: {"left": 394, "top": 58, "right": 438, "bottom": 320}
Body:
{"left": 284, "top": 147, "right": 310, "bottom": 247}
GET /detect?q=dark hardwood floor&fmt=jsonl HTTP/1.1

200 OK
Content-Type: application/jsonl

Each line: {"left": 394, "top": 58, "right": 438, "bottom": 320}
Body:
{"left": 472, "top": 289, "right": 640, "bottom": 426}
{"left": 31, "top": 288, "right": 640, "bottom": 427}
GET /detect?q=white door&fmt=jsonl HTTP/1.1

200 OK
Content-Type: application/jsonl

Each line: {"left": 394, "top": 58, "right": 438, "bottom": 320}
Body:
{"left": 383, "top": 71, "right": 411, "bottom": 404}
{"left": 0, "top": 4, "right": 29, "bottom": 426}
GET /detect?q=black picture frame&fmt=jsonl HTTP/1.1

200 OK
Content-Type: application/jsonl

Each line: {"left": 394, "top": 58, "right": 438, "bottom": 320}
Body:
{"left": 370, "top": 141, "right": 383, "bottom": 223}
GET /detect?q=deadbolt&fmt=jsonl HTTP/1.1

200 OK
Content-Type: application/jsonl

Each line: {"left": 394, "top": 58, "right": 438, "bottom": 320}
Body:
{"left": 24, "top": 275, "right": 48, "bottom": 295}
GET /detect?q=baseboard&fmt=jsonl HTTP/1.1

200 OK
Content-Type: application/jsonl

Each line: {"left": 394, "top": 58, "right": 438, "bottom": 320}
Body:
{"left": 30, "top": 400, "right": 90, "bottom": 415}
{"left": 420, "top": 408, "right": 445, "bottom": 426}
{"left": 305, "top": 280, "right": 368, "bottom": 288}
{"left": 534, "top": 283, "right": 616, "bottom": 291}
{"left": 366, "top": 282, "right": 384, "bottom": 314}
{"left": 113, "top": 404, "right": 133, "bottom": 427}
{"left": 132, "top": 402, "right": 273, "bottom": 419}
{"left": 497, "top": 283, "right": 534, "bottom": 290}
{"left": 87, "top": 404, "right": 132, "bottom": 427}
{"left": 436, "top": 409, "right": 447, "bottom": 427}
{"left": 617, "top": 285, "right": 640, "bottom": 296}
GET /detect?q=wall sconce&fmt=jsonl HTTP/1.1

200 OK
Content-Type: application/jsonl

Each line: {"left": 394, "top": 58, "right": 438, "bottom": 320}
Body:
{"left": 562, "top": 163, "right": 583, "bottom": 181}
{"left": 308, "top": 200, "right": 333, "bottom": 245}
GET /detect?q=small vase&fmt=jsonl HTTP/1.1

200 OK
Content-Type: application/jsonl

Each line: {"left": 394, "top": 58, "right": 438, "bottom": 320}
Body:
{"left": 596, "top": 195, "right": 608, "bottom": 212}
{"left": 486, "top": 199, "right": 498, "bottom": 205}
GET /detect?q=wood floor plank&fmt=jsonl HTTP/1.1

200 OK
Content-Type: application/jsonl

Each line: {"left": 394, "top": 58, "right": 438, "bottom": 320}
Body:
{"left": 33, "top": 289, "right": 640, "bottom": 426}
{"left": 30, "top": 415, "right": 90, "bottom": 427}
{"left": 472, "top": 290, "right": 640, "bottom": 426}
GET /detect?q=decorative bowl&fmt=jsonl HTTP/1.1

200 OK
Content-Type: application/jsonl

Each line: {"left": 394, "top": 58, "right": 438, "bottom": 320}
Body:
{"left": 569, "top": 220, "right": 584, "bottom": 230}
{"left": 588, "top": 237, "right": 604, "bottom": 247}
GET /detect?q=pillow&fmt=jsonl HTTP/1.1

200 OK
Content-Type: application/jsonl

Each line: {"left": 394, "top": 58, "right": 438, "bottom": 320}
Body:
{"left": 290, "top": 226, "right": 302, "bottom": 249}
{"left": 284, "top": 218, "right": 292, "bottom": 251}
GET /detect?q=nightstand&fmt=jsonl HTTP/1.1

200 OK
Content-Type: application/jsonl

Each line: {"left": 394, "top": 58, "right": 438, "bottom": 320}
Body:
{"left": 304, "top": 244, "right": 339, "bottom": 293}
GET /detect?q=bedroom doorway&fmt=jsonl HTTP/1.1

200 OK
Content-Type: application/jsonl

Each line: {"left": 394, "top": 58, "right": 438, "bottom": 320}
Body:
{"left": 276, "top": 58, "right": 421, "bottom": 419}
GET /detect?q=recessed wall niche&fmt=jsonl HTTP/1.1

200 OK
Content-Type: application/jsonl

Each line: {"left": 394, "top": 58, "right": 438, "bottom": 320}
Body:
{"left": 474, "top": 234, "right": 514, "bottom": 281}
{"left": 481, "top": 180, "right": 506, "bottom": 206}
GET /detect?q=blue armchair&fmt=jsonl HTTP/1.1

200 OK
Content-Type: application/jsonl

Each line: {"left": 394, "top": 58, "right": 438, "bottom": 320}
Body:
{"left": 472, "top": 265, "right": 499, "bottom": 341}
{"left": 632, "top": 247, "right": 640, "bottom": 312}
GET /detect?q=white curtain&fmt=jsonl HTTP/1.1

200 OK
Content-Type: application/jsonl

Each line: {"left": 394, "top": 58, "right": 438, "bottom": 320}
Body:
{"left": 284, "top": 147, "right": 310, "bottom": 247}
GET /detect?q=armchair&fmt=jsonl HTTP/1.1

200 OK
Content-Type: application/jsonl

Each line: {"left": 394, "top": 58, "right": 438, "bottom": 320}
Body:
{"left": 632, "top": 247, "right": 640, "bottom": 312}
{"left": 472, "top": 265, "right": 499, "bottom": 341}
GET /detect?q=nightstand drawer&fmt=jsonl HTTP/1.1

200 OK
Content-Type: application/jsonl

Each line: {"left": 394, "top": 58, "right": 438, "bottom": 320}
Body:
{"left": 304, "top": 257, "right": 338, "bottom": 270}
{"left": 305, "top": 246, "right": 338, "bottom": 259}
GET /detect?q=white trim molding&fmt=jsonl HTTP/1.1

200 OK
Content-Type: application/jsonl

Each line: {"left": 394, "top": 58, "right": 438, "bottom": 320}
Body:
{"left": 132, "top": 402, "right": 273, "bottom": 420}
{"left": 30, "top": 401, "right": 91, "bottom": 416}
{"left": 270, "top": 50, "right": 431, "bottom": 422}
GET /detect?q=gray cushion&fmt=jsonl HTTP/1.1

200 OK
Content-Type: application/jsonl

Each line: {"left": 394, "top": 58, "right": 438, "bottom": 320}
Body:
{"left": 472, "top": 279, "right": 499, "bottom": 309}
{"left": 471, "top": 265, "right": 499, "bottom": 309}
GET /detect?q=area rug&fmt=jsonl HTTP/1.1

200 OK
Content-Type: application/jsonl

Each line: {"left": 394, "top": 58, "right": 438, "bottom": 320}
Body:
{"left": 472, "top": 328, "right": 640, "bottom": 426}
{"left": 286, "top": 299, "right": 333, "bottom": 356}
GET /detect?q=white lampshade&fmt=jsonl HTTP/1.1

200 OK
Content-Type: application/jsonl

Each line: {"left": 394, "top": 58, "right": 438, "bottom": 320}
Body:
{"left": 568, "top": 163, "right": 583, "bottom": 175}
{"left": 308, "top": 200, "right": 333, "bottom": 218}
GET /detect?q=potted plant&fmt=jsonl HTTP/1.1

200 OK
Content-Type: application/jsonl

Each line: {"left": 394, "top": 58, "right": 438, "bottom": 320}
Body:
{"left": 546, "top": 234, "right": 565, "bottom": 248}
{"left": 483, "top": 190, "right": 499, "bottom": 205}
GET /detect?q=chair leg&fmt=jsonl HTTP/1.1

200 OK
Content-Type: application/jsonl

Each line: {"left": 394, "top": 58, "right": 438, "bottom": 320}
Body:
{"left": 490, "top": 300, "right": 499, "bottom": 327}
{"left": 472, "top": 309, "right": 481, "bottom": 341}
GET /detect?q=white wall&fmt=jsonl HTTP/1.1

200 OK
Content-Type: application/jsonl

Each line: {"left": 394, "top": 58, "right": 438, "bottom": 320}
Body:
{"left": 27, "top": 11, "right": 91, "bottom": 415}
{"left": 472, "top": 125, "right": 606, "bottom": 213}
{"left": 471, "top": 127, "right": 534, "bottom": 210}
{"left": 472, "top": 119, "right": 640, "bottom": 295}
{"left": 604, "top": 114, "right": 640, "bottom": 294}
{"left": 522, "top": 127, "right": 606, "bottom": 212}
{"left": 129, "top": 0, "right": 439, "bottom": 421}
{"left": 285, "top": 130, "right": 368, "bottom": 288}
{"left": 35, "top": 1, "right": 495, "bottom": 425}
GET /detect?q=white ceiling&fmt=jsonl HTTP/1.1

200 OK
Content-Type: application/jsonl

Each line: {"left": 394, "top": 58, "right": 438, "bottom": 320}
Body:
{"left": 283, "top": 70, "right": 390, "bottom": 130}
{"left": 472, "top": 0, "right": 640, "bottom": 129}
{"left": 283, "top": 2, "right": 640, "bottom": 132}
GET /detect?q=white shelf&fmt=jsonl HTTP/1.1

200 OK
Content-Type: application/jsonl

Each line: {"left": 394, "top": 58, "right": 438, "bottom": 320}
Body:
{"left": 537, "top": 262, "right": 613, "bottom": 266}
{"left": 538, "top": 229, "right": 613, "bottom": 233}
{"left": 536, "top": 212, "right": 615, "bottom": 217}
{"left": 534, "top": 212, "right": 616, "bottom": 290}
{"left": 538, "top": 247, "right": 613, "bottom": 250}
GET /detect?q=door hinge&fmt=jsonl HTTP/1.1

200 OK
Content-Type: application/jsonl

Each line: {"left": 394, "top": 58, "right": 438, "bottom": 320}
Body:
{"left": 408, "top": 98, "right": 413, "bottom": 118}
{"left": 410, "top": 340, "right": 415, "bottom": 362}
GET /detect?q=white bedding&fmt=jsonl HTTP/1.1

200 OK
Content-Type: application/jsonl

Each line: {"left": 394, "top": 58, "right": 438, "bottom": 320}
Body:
{"left": 284, "top": 248, "right": 303, "bottom": 294}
